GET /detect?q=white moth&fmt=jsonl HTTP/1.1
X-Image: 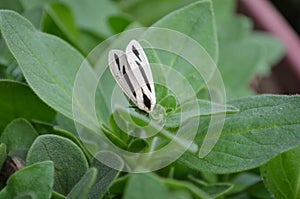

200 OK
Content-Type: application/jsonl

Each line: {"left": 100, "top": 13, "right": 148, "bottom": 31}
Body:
{"left": 108, "top": 40, "right": 156, "bottom": 112}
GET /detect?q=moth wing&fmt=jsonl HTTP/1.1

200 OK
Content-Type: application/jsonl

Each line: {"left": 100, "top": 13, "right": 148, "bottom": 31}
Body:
{"left": 125, "top": 40, "right": 155, "bottom": 96}
{"left": 108, "top": 49, "right": 139, "bottom": 103}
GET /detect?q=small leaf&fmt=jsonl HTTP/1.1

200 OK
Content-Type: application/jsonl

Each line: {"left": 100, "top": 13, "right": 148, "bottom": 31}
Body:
{"left": 0, "top": 118, "right": 38, "bottom": 159}
{"left": 230, "top": 172, "right": 262, "bottom": 194}
{"left": 180, "top": 95, "right": 300, "bottom": 173}
{"left": 51, "top": 191, "right": 65, "bottom": 199}
{"left": 26, "top": 135, "right": 88, "bottom": 195}
{"left": 201, "top": 183, "right": 233, "bottom": 198}
{"left": 161, "top": 177, "right": 214, "bottom": 199}
{"left": 5, "top": 61, "right": 24, "bottom": 81}
{"left": 261, "top": 145, "right": 300, "bottom": 199}
{"left": 123, "top": 174, "right": 173, "bottom": 199}
{"left": 247, "top": 181, "right": 272, "bottom": 199}
{"left": 0, "top": 37, "right": 14, "bottom": 67}
{"left": 0, "top": 80, "right": 56, "bottom": 132}
{"left": 43, "top": 3, "right": 79, "bottom": 43}
{"left": 88, "top": 153, "right": 122, "bottom": 199}
{"left": 0, "top": 161, "right": 54, "bottom": 199}
{"left": 66, "top": 168, "right": 97, "bottom": 199}
{"left": 14, "top": 193, "right": 37, "bottom": 199}
{"left": 0, "top": 143, "right": 7, "bottom": 169}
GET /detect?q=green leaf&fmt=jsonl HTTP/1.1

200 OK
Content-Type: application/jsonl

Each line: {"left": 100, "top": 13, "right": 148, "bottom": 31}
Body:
{"left": 14, "top": 192, "right": 37, "bottom": 199}
{"left": 88, "top": 154, "right": 122, "bottom": 199}
{"left": 26, "top": 134, "right": 89, "bottom": 195}
{"left": 213, "top": 0, "right": 284, "bottom": 99}
{"left": 0, "top": 10, "right": 86, "bottom": 119}
{"left": 261, "top": 145, "right": 300, "bottom": 199}
{"left": 0, "top": 80, "right": 56, "bottom": 132}
{"left": 59, "top": 0, "right": 118, "bottom": 37}
{"left": 42, "top": 3, "right": 79, "bottom": 45}
{"left": 218, "top": 40, "right": 260, "bottom": 99}
{"left": 0, "top": 118, "right": 38, "bottom": 159}
{"left": 5, "top": 61, "right": 24, "bottom": 81}
{"left": 21, "top": 0, "right": 119, "bottom": 37}
{"left": 0, "top": 37, "right": 14, "bottom": 67}
{"left": 119, "top": 0, "right": 196, "bottom": 26}
{"left": 180, "top": 95, "right": 300, "bottom": 173}
{"left": 108, "top": 14, "right": 133, "bottom": 34}
{"left": 0, "top": 143, "right": 7, "bottom": 169}
{"left": 188, "top": 175, "right": 234, "bottom": 197}
{"left": 153, "top": 0, "right": 218, "bottom": 62}
{"left": 166, "top": 100, "right": 239, "bottom": 129}
{"left": 31, "top": 120, "right": 92, "bottom": 160}
{"left": 161, "top": 177, "right": 214, "bottom": 199}
{"left": 247, "top": 182, "right": 272, "bottom": 199}
{"left": 123, "top": 174, "right": 173, "bottom": 199}
{"left": 66, "top": 168, "right": 97, "bottom": 199}
{"left": 230, "top": 172, "right": 262, "bottom": 194}
{"left": 0, "top": 161, "right": 54, "bottom": 199}
{"left": 222, "top": 31, "right": 283, "bottom": 88}
{"left": 51, "top": 191, "right": 65, "bottom": 199}
{"left": 0, "top": 0, "right": 23, "bottom": 12}
{"left": 213, "top": 0, "right": 251, "bottom": 42}
{"left": 249, "top": 32, "right": 285, "bottom": 76}
{"left": 55, "top": 113, "right": 77, "bottom": 137}
{"left": 22, "top": 6, "right": 44, "bottom": 29}
{"left": 41, "top": 2, "right": 100, "bottom": 55}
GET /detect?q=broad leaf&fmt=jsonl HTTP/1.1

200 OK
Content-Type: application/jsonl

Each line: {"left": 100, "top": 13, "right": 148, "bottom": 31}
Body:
{"left": 153, "top": 0, "right": 218, "bottom": 63}
{"left": 0, "top": 161, "right": 54, "bottom": 199}
{"left": 26, "top": 134, "right": 88, "bottom": 195}
{"left": 261, "top": 145, "right": 300, "bottom": 199}
{"left": 0, "top": 10, "right": 87, "bottom": 119}
{"left": 180, "top": 95, "right": 300, "bottom": 173}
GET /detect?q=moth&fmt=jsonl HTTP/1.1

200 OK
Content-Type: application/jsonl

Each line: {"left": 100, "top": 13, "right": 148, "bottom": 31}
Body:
{"left": 108, "top": 40, "right": 156, "bottom": 112}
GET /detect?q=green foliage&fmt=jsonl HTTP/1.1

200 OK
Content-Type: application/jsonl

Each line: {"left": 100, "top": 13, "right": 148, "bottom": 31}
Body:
{"left": 0, "top": 0, "right": 297, "bottom": 198}
{"left": 0, "top": 161, "right": 54, "bottom": 199}
{"left": 0, "top": 118, "right": 38, "bottom": 158}
{"left": 0, "top": 81, "right": 56, "bottom": 132}
{"left": 26, "top": 134, "right": 89, "bottom": 195}
{"left": 180, "top": 95, "right": 300, "bottom": 173}
{"left": 261, "top": 145, "right": 300, "bottom": 199}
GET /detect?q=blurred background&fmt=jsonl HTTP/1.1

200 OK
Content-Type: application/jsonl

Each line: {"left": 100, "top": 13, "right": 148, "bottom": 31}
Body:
{"left": 0, "top": 0, "right": 299, "bottom": 95}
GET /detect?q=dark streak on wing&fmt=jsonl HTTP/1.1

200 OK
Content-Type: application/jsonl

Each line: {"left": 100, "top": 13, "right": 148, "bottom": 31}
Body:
{"left": 142, "top": 88, "right": 151, "bottom": 110}
{"left": 135, "top": 61, "right": 152, "bottom": 92}
{"left": 132, "top": 45, "right": 142, "bottom": 62}
{"left": 122, "top": 65, "right": 136, "bottom": 98}
{"left": 114, "top": 54, "right": 120, "bottom": 71}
